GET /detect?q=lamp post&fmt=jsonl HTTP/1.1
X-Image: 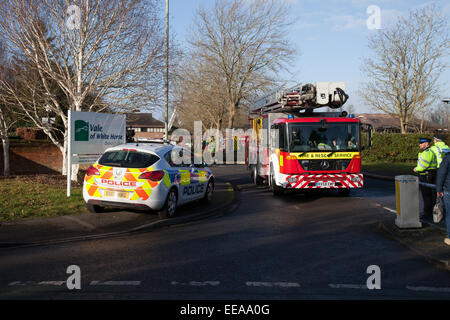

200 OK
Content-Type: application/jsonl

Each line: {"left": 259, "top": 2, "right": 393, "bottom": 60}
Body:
{"left": 164, "top": 0, "right": 169, "bottom": 140}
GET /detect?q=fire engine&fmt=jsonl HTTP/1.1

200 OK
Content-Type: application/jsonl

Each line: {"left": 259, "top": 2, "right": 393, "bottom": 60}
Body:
{"left": 247, "top": 82, "right": 372, "bottom": 196}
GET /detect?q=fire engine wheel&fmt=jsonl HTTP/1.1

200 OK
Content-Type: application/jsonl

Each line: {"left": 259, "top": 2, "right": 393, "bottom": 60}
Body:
{"left": 338, "top": 188, "right": 351, "bottom": 197}
{"left": 159, "top": 188, "right": 178, "bottom": 219}
{"left": 270, "top": 167, "right": 284, "bottom": 196}
{"left": 86, "top": 203, "right": 104, "bottom": 213}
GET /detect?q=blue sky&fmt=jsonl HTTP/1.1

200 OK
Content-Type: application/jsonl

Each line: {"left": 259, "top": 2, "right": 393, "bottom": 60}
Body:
{"left": 167, "top": 0, "right": 450, "bottom": 115}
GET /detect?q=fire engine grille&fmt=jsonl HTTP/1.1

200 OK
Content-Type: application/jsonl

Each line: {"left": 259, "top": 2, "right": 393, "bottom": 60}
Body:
{"left": 299, "top": 159, "right": 351, "bottom": 171}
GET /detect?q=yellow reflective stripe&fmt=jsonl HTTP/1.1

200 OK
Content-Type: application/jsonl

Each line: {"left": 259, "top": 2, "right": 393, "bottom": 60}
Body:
{"left": 179, "top": 170, "right": 191, "bottom": 185}
{"left": 395, "top": 181, "right": 400, "bottom": 216}
{"left": 162, "top": 171, "right": 171, "bottom": 187}
{"left": 130, "top": 193, "right": 139, "bottom": 200}
{"left": 86, "top": 176, "right": 95, "bottom": 184}
{"left": 198, "top": 170, "right": 207, "bottom": 183}
{"left": 290, "top": 152, "right": 359, "bottom": 159}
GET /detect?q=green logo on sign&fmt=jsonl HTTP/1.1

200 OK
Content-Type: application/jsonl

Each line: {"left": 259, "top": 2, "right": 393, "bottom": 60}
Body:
{"left": 74, "top": 120, "right": 89, "bottom": 141}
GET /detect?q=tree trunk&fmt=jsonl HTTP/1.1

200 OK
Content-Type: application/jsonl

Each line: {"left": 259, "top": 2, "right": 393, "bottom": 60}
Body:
{"left": 61, "top": 141, "right": 67, "bottom": 176}
{"left": 60, "top": 124, "right": 79, "bottom": 181}
{"left": 227, "top": 103, "right": 235, "bottom": 129}
{"left": 399, "top": 117, "right": 407, "bottom": 134}
{"left": 0, "top": 109, "right": 10, "bottom": 176}
{"left": 420, "top": 112, "right": 425, "bottom": 133}
{"left": 1, "top": 135, "right": 9, "bottom": 176}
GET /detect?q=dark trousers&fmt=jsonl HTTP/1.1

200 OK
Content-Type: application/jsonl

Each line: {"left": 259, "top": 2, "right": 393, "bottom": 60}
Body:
{"left": 442, "top": 192, "right": 450, "bottom": 238}
{"left": 419, "top": 170, "right": 437, "bottom": 218}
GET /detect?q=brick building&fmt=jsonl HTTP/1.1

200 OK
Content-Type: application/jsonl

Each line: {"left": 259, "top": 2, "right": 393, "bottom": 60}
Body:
{"left": 126, "top": 113, "right": 166, "bottom": 140}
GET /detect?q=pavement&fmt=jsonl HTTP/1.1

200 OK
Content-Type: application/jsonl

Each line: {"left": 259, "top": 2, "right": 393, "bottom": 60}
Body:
{"left": 0, "top": 181, "right": 236, "bottom": 248}
{"left": 363, "top": 169, "right": 450, "bottom": 271}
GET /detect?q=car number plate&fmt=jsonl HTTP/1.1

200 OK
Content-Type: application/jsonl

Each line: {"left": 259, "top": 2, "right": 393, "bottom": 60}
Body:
{"left": 316, "top": 181, "right": 335, "bottom": 187}
{"left": 104, "top": 190, "right": 129, "bottom": 199}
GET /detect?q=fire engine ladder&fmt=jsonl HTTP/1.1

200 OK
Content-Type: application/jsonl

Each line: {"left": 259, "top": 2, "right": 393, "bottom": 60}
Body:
{"left": 252, "top": 83, "right": 348, "bottom": 114}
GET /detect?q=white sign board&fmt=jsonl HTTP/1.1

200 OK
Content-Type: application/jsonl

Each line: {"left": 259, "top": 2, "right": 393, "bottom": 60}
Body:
{"left": 72, "top": 155, "right": 103, "bottom": 165}
{"left": 67, "top": 110, "right": 126, "bottom": 196}
{"left": 70, "top": 110, "right": 126, "bottom": 154}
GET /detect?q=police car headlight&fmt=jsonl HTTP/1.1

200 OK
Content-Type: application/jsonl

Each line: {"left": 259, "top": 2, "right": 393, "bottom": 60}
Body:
{"left": 350, "top": 176, "right": 361, "bottom": 182}
{"left": 287, "top": 177, "right": 297, "bottom": 183}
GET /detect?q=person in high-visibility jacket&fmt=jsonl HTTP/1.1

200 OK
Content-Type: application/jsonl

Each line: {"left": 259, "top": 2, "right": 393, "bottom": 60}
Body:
{"left": 430, "top": 133, "right": 450, "bottom": 168}
{"left": 414, "top": 138, "right": 438, "bottom": 220}
{"left": 209, "top": 137, "right": 216, "bottom": 158}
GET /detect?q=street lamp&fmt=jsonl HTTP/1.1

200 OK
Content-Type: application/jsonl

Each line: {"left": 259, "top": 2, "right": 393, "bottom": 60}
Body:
{"left": 164, "top": 0, "right": 169, "bottom": 140}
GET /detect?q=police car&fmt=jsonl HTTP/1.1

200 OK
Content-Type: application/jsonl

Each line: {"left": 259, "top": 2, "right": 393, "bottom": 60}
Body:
{"left": 83, "top": 142, "right": 214, "bottom": 219}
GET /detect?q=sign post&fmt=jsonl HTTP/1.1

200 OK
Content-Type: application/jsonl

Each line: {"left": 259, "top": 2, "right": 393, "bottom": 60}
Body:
{"left": 67, "top": 110, "right": 72, "bottom": 197}
{"left": 67, "top": 111, "right": 126, "bottom": 197}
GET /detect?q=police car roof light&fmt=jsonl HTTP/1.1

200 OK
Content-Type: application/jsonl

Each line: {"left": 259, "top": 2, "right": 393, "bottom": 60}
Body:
{"left": 348, "top": 114, "right": 355, "bottom": 118}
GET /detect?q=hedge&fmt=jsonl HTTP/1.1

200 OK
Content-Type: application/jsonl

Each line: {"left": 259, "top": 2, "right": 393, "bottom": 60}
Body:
{"left": 362, "top": 133, "right": 450, "bottom": 163}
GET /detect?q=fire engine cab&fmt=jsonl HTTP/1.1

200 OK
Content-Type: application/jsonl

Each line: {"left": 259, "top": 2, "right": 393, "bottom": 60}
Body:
{"left": 247, "top": 82, "right": 372, "bottom": 196}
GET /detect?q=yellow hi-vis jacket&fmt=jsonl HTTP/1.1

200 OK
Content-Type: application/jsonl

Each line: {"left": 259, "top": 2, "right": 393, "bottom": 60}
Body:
{"left": 430, "top": 141, "right": 450, "bottom": 168}
{"left": 415, "top": 148, "right": 437, "bottom": 174}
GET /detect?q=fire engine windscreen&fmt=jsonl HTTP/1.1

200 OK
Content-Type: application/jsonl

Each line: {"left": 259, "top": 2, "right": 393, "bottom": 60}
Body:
{"left": 288, "top": 123, "right": 359, "bottom": 152}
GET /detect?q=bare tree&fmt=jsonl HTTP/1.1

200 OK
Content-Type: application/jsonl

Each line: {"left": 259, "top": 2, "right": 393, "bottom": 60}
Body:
{"left": 0, "top": 43, "right": 21, "bottom": 176}
{"left": 175, "top": 54, "right": 229, "bottom": 132}
{"left": 359, "top": 5, "right": 449, "bottom": 133}
{"left": 0, "top": 0, "right": 165, "bottom": 178}
{"left": 188, "top": 0, "right": 297, "bottom": 128}
{"left": 429, "top": 101, "right": 450, "bottom": 129}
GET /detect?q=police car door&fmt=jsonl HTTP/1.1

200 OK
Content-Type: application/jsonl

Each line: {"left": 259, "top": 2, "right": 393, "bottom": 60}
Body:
{"left": 177, "top": 148, "right": 203, "bottom": 204}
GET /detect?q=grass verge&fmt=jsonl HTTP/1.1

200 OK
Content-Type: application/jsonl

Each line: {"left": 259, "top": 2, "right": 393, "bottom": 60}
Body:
{"left": 362, "top": 161, "right": 416, "bottom": 175}
{"left": 0, "top": 175, "right": 86, "bottom": 222}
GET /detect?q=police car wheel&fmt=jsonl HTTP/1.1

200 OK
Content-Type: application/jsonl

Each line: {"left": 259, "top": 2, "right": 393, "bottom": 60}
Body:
{"left": 159, "top": 189, "right": 177, "bottom": 219}
{"left": 86, "top": 203, "right": 104, "bottom": 213}
{"left": 202, "top": 180, "right": 214, "bottom": 203}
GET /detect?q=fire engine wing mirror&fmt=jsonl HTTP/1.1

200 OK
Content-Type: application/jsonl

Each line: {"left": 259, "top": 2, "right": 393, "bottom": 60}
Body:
{"left": 362, "top": 123, "right": 373, "bottom": 148}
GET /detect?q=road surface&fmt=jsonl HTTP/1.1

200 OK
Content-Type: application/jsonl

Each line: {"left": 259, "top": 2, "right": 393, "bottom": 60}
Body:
{"left": 0, "top": 165, "right": 449, "bottom": 300}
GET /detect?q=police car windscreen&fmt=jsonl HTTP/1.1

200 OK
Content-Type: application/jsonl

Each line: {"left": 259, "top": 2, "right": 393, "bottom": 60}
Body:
{"left": 98, "top": 150, "right": 160, "bottom": 168}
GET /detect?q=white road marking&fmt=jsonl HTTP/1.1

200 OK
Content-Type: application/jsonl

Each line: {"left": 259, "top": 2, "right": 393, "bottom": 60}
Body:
{"left": 90, "top": 281, "right": 141, "bottom": 286}
{"left": 382, "top": 207, "right": 397, "bottom": 214}
{"left": 406, "top": 286, "right": 450, "bottom": 293}
{"left": 329, "top": 284, "right": 367, "bottom": 289}
{"left": 38, "top": 281, "right": 65, "bottom": 286}
{"left": 245, "top": 281, "right": 301, "bottom": 288}
{"left": 8, "top": 281, "right": 28, "bottom": 286}
{"left": 8, "top": 281, "right": 65, "bottom": 286}
{"left": 171, "top": 281, "right": 220, "bottom": 286}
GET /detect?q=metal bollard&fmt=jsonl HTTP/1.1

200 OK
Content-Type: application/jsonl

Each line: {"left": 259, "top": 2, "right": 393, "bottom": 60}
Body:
{"left": 395, "top": 175, "right": 422, "bottom": 229}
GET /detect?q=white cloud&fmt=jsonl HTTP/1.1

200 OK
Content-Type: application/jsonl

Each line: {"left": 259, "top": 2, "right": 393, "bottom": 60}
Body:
{"left": 326, "top": 14, "right": 367, "bottom": 31}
